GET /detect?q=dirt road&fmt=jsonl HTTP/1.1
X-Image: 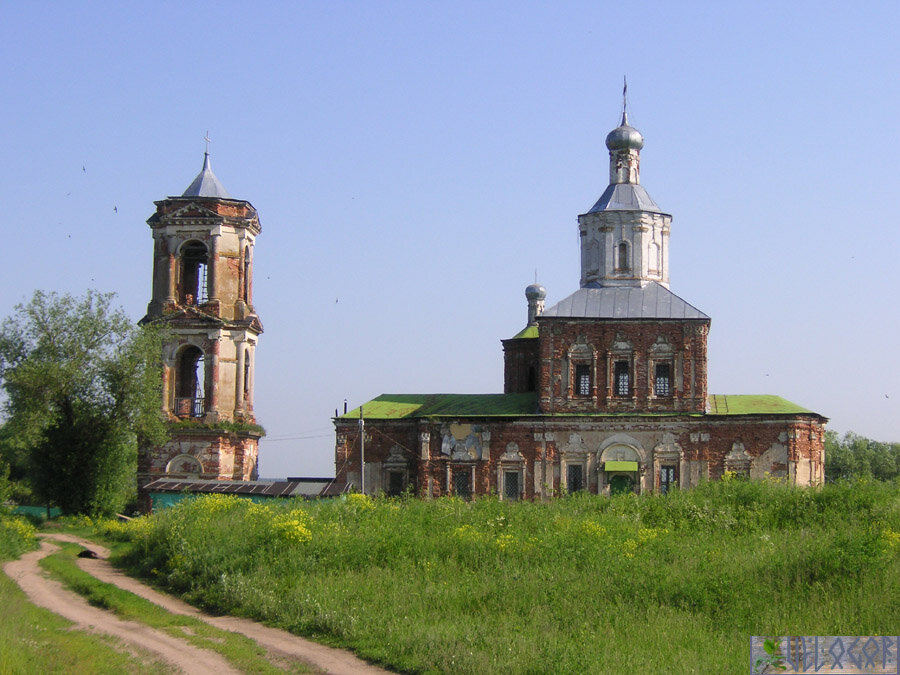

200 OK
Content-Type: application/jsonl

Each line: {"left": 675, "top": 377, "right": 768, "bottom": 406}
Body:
{"left": 3, "top": 534, "right": 390, "bottom": 675}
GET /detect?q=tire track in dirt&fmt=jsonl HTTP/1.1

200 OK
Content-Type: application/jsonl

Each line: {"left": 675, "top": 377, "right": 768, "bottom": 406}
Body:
{"left": 11, "top": 533, "right": 390, "bottom": 675}
{"left": 3, "top": 538, "right": 239, "bottom": 674}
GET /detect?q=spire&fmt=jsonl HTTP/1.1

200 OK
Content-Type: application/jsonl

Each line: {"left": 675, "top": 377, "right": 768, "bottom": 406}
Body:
{"left": 181, "top": 139, "right": 231, "bottom": 199}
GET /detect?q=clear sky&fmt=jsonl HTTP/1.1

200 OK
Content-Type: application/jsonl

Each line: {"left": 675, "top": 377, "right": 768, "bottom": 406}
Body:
{"left": 1, "top": 2, "right": 898, "bottom": 478}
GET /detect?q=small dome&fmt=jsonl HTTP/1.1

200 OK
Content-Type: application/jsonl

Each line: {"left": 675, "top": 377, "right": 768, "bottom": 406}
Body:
{"left": 525, "top": 283, "right": 546, "bottom": 300}
{"left": 605, "top": 112, "right": 644, "bottom": 151}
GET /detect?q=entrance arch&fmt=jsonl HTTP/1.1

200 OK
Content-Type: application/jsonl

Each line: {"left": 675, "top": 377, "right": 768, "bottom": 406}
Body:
{"left": 599, "top": 442, "right": 642, "bottom": 496}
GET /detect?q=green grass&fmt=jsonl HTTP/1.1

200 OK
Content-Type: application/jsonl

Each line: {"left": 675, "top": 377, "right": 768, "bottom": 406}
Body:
{"left": 39, "top": 542, "right": 308, "bottom": 674}
{"left": 115, "top": 480, "right": 900, "bottom": 674}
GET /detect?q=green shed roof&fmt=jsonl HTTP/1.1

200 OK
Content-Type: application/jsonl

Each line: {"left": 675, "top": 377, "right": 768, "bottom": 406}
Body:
{"left": 509, "top": 325, "right": 539, "bottom": 339}
{"left": 706, "top": 394, "right": 817, "bottom": 415}
{"left": 339, "top": 393, "right": 820, "bottom": 421}
{"left": 342, "top": 393, "right": 540, "bottom": 419}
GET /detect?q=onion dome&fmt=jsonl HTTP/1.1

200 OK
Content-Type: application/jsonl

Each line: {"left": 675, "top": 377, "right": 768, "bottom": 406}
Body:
{"left": 525, "top": 283, "right": 547, "bottom": 301}
{"left": 605, "top": 112, "right": 644, "bottom": 151}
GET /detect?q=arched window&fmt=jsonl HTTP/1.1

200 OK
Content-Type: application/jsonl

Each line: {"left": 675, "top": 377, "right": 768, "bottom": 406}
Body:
{"left": 617, "top": 242, "right": 629, "bottom": 271}
{"left": 180, "top": 240, "right": 209, "bottom": 305}
{"left": 243, "top": 246, "right": 251, "bottom": 302}
{"left": 175, "top": 346, "right": 205, "bottom": 417}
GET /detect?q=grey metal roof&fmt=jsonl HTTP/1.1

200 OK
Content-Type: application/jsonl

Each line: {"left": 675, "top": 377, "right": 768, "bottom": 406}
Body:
{"left": 540, "top": 282, "right": 709, "bottom": 320}
{"left": 181, "top": 153, "right": 231, "bottom": 198}
{"left": 586, "top": 183, "right": 662, "bottom": 213}
{"left": 143, "top": 477, "right": 340, "bottom": 498}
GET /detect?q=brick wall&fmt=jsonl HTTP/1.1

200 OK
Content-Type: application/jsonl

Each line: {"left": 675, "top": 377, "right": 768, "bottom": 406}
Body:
{"left": 538, "top": 318, "right": 709, "bottom": 414}
{"left": 334, "top": 412, "right": 826, "bottom": 499}
{"left": 502, "top": 337, "right": 540, "bottom": 393}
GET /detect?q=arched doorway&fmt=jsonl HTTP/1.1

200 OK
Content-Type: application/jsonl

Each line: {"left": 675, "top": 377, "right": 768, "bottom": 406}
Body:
{"left": 599, "top": 441, "right": 643, "bottom": 496}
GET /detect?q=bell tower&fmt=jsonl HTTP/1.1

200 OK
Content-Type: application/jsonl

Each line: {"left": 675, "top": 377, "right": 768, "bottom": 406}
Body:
{"left": 138, "top": 150, "right": 263, "bottom": 509}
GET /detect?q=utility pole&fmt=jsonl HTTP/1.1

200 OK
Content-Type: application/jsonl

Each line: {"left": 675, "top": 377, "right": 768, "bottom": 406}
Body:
{"left": 359, "top": 405, "right": 365, "bottom": 494}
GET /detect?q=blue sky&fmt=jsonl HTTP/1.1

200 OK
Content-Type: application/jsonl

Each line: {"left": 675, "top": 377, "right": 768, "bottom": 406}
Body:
{"left": 1, "top": 2, "right": 898, "bottom": 477}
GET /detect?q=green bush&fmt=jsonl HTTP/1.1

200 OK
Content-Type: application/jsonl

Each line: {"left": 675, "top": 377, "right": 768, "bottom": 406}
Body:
{"left": 0, "top": 514, "right": 38, "bottom": 560}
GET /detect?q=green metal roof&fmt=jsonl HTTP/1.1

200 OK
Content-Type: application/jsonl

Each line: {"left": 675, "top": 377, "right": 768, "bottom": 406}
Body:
{"left": 342, "top": 393, "right": 540, "bottom": 419}
{"left": 339, "top": 393, "right": 819, "bottom": 421}
{"left": 707, "top": 395, "right": 815, "bottom": 415}
{"left": 509, "top": 325, "right": 539, "bottom": 339}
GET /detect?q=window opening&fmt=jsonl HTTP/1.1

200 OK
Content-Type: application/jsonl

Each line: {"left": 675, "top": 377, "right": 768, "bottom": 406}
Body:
{"left": 660, "top": 465, "right": 676, "bottom": 494}
{"left": 180, "top": 241, "right": 209, "bottom": 305}
{"left": 243, "top": 248, "right": 251, "bottom": 302}
{"left": 575, "top": 364, "right": 591, "bottom": 396}
{"left": 388, "top": 471, "right": 404, "bottom": 497}
{"left": 504, "top": 471, "right": 520, "bottom": 500}
{"left": 244, "top": 352, "right": 251, "bottom": 397}
{"left": 452, "top": 469, "right": 471, "bottom": 500}
{"left": 614, "top": 360, "right": 630, "bottom": 397}
{"left": 617, "top": 242, "right": 629, "bottom": 270}
{"left": 655, "top": 363, "right": 672, "bottom": 397}
{"left": 527, "top": 366, "right": 536, "bottom": 392}
{"left": 175, "top": 346, "right": 205, "bottom": 418}
{"left": 567, "top": 464, "right": 584, "bottom": 493}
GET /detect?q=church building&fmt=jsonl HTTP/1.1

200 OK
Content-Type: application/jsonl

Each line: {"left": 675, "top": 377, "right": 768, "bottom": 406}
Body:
{"left": 137, "top": 152, "right": 263, "bottom": 510}
{"left": 333, "top": 106, "right": 827, "bottom": 499}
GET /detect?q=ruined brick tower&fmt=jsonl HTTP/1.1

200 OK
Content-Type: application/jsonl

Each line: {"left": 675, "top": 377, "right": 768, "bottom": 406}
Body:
{"left": 137, "top": 151, "right": 263, "bottom": 510}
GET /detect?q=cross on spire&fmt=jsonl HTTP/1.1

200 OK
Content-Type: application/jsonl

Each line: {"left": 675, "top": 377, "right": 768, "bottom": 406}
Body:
{"left": 204, "top": 131, "right": 211, "bottom": 155}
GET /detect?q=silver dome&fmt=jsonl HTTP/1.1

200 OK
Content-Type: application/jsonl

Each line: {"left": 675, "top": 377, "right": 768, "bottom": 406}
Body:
{"left": 525, "top": 283, "right": 547, "bottom": 300}
{"left": 605, "top": 112, "right": 644, "bottom": 151}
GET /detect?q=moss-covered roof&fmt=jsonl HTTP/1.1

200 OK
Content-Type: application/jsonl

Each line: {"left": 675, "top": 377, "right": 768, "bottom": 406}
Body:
{"left": 707, "top": 394, "right": 816, "bottom": 415}
{"left": 339, "top": 393, "right": 821, "bottom": 420}
{"left": 342, "top": 393, "right": 540, "bottom": 419}
{"left": 509, "top": 325, "right": 539, "bottom": 339}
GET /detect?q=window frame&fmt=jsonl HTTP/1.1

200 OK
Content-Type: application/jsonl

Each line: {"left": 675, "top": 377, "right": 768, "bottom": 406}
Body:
{"left": 659, "top": 464, "right": 677, "bottom": 494}
{"left": 566, "top": 463, "right": 584, "bottom": 493}
{"left": 574, "top": 363, "right": 591, "bottom": 397}
{"left": 613, "top": 359, "right": 631, "bottom": 397}
{"left": 452, "top": 468, "right": 472, "bottom": 500}
{"left": 654, "top": 362, "right": 672, "bottom": 398}
{"left": 503, "top": 470, "right": 521, "bottom": 501}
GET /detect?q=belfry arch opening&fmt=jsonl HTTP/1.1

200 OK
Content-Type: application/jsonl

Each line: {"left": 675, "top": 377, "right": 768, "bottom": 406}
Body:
{"left": 175, "top": 345, "right": 206, "bottom": 418}
{"left": 179, "top": 240, "right": 209, "bottom": 305}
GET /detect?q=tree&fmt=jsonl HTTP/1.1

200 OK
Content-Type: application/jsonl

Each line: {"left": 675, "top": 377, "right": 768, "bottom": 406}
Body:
{"left": 0, "top": 290, "right": 167, "bottom": 516}
{"left": 825, "top": 430, "right": 900, "bottom": 483}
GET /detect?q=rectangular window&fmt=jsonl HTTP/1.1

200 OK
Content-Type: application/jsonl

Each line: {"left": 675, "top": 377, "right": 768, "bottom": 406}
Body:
{"left": 660, "top": 465, "right": 676, "bottom": 494}
{"left": 504, "top": 471, "right": 520, "bottom": 500}
{"left": 387, "top": 471, "right": 404, "bottom": 497}
{"left": 655, "top": 363, "right": 671, "bottom": 397}
{"left": 575, "top": 364, "right": 591, "bottom": 396}
{"left": 614, "top": 360, "right": 630, "bottom": 397}
{"left": 453, "top": 469, "right": 471, "bottom": 499}
{"left": 567, "top": 464, "right": 584, "bottom": 493}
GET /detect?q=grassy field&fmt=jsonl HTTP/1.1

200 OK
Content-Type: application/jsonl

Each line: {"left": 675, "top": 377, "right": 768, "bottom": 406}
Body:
{"left": 110, "top": 478, "right": 900, "bottom": 674}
